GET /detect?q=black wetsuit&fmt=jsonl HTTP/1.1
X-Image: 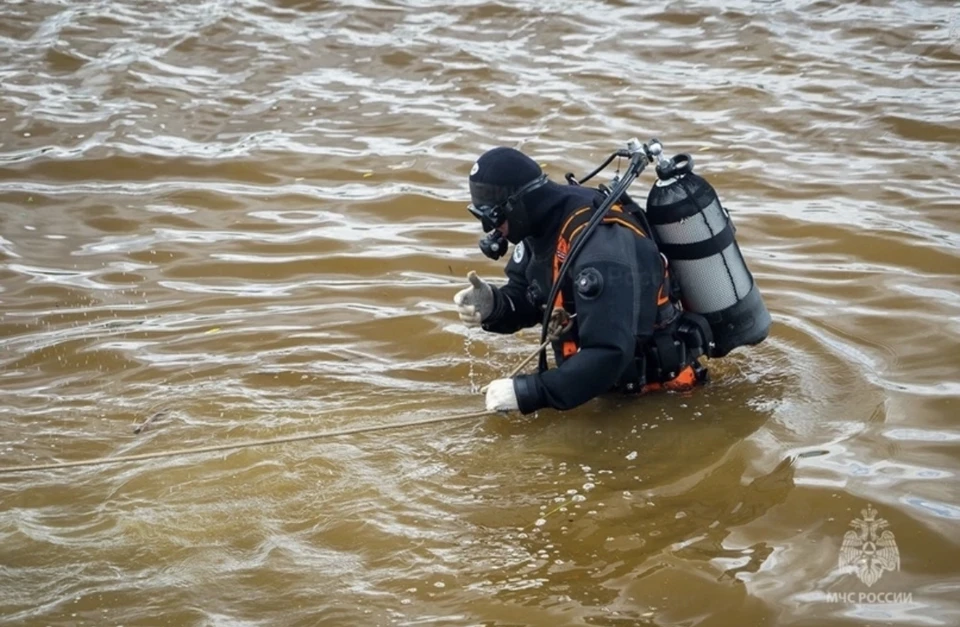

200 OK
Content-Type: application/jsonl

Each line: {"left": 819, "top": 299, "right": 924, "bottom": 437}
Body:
{"left": 481, "top": 182, "right": 665, "bottom": 414}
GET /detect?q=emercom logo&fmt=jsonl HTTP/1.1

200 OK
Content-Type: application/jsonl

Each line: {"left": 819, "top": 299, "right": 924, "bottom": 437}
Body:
{"left": 838, "top": 504, "right": 900, "bottom": 587}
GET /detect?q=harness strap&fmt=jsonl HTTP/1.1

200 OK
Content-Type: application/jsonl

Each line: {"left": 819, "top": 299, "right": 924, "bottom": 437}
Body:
{"left": 552, "top": 203, "right": 669, "bottom": 359}
{"left": 549, "top": 201, "right": 706, "bottom": 392}
{"left": 552, "top": 205, "right": 644, "bottom": 358}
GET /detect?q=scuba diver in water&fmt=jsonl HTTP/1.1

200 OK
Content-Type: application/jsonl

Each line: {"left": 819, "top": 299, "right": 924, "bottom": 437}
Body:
{"left": 454, "top": 142, "right": 771, "bottom": 414}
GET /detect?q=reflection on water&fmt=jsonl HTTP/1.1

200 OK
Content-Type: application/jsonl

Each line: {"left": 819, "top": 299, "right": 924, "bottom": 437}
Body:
{"left": 1, "top": 0, "right": 959, "bottom": 625}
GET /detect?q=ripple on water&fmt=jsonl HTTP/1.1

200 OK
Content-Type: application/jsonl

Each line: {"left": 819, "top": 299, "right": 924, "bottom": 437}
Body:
{"left": 1, "top": 0, "right": 959, "bottom": 625}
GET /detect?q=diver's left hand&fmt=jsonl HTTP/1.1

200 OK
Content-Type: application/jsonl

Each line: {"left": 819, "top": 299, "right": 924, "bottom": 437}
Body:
{"left": 485, "top": 378, "right": 519, "bottom": 412}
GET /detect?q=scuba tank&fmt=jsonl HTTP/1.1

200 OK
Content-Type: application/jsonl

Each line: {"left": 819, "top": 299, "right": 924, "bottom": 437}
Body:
{"left": 645, "top": 154, "right": 771, "bottom": 357}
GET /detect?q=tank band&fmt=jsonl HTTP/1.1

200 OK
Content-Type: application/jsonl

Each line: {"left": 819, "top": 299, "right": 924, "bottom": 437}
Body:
{"left": 647, "top": 182, "right": 716, "bottom": 225}
{"left": 658, "top": 224, "right": 736, "bottom": 260}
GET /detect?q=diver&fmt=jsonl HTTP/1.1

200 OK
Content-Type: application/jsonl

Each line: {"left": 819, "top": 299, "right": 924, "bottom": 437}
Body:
{"left": 454, "top": 144, "right": 770, "bottom": 414}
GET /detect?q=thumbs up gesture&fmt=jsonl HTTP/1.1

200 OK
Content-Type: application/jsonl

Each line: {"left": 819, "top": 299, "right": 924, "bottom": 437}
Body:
{"left": 453, "top": 271, "right": 494, "bottom": 327}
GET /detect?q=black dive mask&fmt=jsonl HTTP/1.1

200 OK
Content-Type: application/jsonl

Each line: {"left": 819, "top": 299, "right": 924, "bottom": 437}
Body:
{"left": 467, "top": 174, "right": 548, "bottom": 235}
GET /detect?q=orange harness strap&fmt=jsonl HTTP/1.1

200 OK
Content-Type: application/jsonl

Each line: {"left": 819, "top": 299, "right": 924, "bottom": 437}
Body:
{"left": 551, "top": 204, "right": 644, "bottom": 359}
{"left": 549, "top": 203, "right": 699, "bottom": 393}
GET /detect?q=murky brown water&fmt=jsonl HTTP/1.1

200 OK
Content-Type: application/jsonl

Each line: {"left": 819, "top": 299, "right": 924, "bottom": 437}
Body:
{"left": 2, "top": 1, "right": 959, "bottom": 625}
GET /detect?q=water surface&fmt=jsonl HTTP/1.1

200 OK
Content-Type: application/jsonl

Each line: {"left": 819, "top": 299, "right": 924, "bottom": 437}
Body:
{"left": 1, "top": 1, "right": 959, "bottom": 625}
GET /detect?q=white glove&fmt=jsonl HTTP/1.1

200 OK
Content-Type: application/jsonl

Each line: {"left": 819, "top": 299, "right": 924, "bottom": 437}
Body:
{"left": 485, "top": 378, "right": 519, "bottom": 412}
{"left": 453, "top": 271, "right": 494, "bottom": 327}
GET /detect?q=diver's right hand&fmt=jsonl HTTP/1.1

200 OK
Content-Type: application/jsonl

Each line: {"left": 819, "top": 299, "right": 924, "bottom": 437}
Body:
{"left": 453, "top": 271, "right": 494, "bottom": 327}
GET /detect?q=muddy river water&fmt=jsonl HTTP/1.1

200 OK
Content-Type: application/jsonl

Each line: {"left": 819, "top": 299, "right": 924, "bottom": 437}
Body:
{"left": 1, "top": 1, "right": 958, "bottom": 626}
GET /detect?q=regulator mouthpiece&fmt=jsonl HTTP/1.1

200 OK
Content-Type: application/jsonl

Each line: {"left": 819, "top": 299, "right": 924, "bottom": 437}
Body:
{"left": 479, "top": 231, "right": 509, "bottom": 260}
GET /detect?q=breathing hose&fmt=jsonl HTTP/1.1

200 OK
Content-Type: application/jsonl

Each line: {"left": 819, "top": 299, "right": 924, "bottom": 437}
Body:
{"left": 536, "top": 139, "right": 658, "bottom": 373}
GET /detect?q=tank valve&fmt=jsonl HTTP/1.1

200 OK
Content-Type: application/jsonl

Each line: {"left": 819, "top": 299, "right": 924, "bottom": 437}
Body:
{"left": 646, "top": 138, "right": 672, "bottom": 171}
{"left": 647, "top": 138, "right": 663, "bottom": 158}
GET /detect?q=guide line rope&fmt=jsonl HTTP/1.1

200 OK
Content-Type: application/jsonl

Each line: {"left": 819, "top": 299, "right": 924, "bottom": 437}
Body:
{"left": 0, "top": 409, "right": 496, "bottom": 475}
{"left": 0, "top": 312, "right": 574, "bottom": 476}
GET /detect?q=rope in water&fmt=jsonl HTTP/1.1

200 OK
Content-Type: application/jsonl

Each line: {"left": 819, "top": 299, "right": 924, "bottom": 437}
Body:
{"left": 0, "top": 310, "right": 574, "bottom": 476}
{"left": 0, "top": 409, "right": 495, "bottom": 475}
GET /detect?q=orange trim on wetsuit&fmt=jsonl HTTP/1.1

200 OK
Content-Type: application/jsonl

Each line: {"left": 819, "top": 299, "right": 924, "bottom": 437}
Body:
{"left": 639, "top": 363, "right": 700, "bottom": 394}
{"left": 550, "top": 203, "right": 698, "bottom": 391}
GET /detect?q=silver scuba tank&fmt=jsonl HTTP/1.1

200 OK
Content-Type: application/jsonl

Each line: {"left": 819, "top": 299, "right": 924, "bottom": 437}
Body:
{"left": 645, "top": 154, "right": 770, "bottom": 357}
